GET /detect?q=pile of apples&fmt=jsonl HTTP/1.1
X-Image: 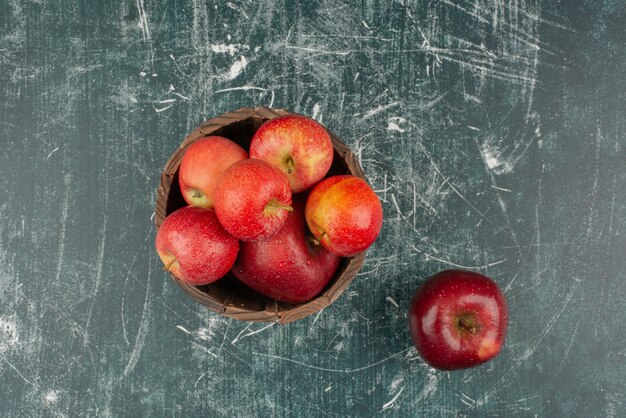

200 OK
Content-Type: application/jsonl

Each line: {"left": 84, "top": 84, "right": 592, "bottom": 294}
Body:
{"left": 156, "top": 114, "right": 383, "bottom": 304}
{"left": 156, "top": 112, "right": 509, "bottom": 372}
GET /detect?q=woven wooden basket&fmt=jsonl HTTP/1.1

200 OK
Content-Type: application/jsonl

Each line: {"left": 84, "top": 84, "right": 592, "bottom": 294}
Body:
{"left": 155, "top": 107, "right": 366, "bottom": 324}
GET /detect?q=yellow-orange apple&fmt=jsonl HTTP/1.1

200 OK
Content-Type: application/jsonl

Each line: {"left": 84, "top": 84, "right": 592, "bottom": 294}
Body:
{"left": 305, "top": 175, "right": 383, "bottom": 257}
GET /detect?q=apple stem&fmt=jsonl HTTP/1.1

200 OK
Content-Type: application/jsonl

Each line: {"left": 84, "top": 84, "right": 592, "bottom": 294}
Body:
{"left": 458, "top": 317, "right": 477, "bottom": 334}
{"left": 163, "top": 258, "right": 177, "bottom": 272}
{"left": 192, "top": 190, "right": 203, "bottom": 199}
{"left": 266, "top": 199, "right": 293, "bottom": 213}
{"left": 306, "top": 235, "right": 321, "bottom": 246}
{"left": 285, "top": 157, "right": 295, "bottom": 175}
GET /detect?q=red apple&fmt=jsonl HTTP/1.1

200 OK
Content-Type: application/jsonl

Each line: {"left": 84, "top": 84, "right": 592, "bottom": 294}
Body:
{"left": 178, "top": 136, "right": 248, "bottom": 208}
{"left": 408, "top": 270, "right": 508, "bottom": 370}
{"left": 305, "top": 175, "right": 383, "bottom": 257}
{"left": 232, "top": 196, "right": 342, "bottom": 304}
{"left": 214, "top": 158, "right": 293, "bottom": 241}
{"left": 249, "top": 115, "right": 334, "bottom": 193}
{"left": 155, "top": 206, "right": 239, "bottom": 285}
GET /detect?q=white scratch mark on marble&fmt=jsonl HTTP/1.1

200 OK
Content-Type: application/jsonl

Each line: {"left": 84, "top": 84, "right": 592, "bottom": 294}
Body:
{"left": 196, "top": 327, "right": 214, "bottom": 341}
{"left": 362, "top": 101, "right": 401, "bottom": 120}
{"left": 176, "top": 325, "right": 192, "bottom": 335}
{"left": 492, "top": 185, "right": 512, "bottom": 192}
{"left": 312, "top": 309, "right": 324, "bottom": 325}
{"left": 373, "top": 174, "right": 391, "bottom": 203}
{"left": 586, "top": 126, "right": 602, "bottom": 241}
{"left": 154, "top": 105, "right": 173, "bottom": 113}
{"left": 209, "top": 321, "right": 228, "bottom": 357}
{"left": 428, "top": 49, "right": 538, "bottom": 84}
{"left": 225, "top": 2, "right": 249, "bottom": 19}
{"left": 231, "top": 323, "right": 252, "bottom": 345}
{"left": 465, "top": 93, "right": 483, "bottom": 103}
{"left": 415, "top": 366, "right": 441, "bottom": 402}
{"left": 84, "top": 167, "right": 109, "bottom": 347}
{"left": 555, "top": 321, "right": 580, "bottom": 374}
{"left": 1, "top": 355, "right": 32, "bottom": 385}
{"left": 122, "top": 280, "right": 150, "bottom": 378}
{"left": 391, "top": 193, "right": 405, "bottom": 220}
{"left": 46, "top": 146, "right": 60, "bottom": 160}
{"left": 413, "top": 180, "right": 438, "bottom": 215}
{"left": 121, "top": 274, "right": 131, "bottom": 346}
{"left": 441, "top": 0, "right": 489, "bottom": 24}
{"left": 480, "top": 142, "right": 514, "bottom": 174}
{"left": 286, "top": 44, "right": 350, "bottom": 56}
{"left": 312, "top": 103, "right": 322, "bottom": 122}
{"left": 121, "top": 229, "right": 153, "bottom": 345}
{"left": 53, "top": 174, "right": 71, "bottom": 287}
{"left": 386, "top": 296, "right": 399, "bottom": 308}
{"left": 135, "top": 0, "right": 151, "bottom": 41}
{"left": 381, "top": 386, "right": 404, "bottom": 412}
{"left": 235, "top": 323, "right": 275, "bottom": 343}
{"left": 420, "top": 92, "right": 448, "bottom": 110}
{"left": 358, "top": 255, "right": 406, "bottom": 276}
{"left": 135, "top": 0, "right": 154, "bottom": 67}
{"left": 192, "top": 342, "right": 217, "bottom": 358}
{"left": 214, "top": 85, "right": 274, "bottom": 107}
{"left": 460, "top": 392, "right": 475, "bottom": 407}
{"left": 391, "top": 376, "right": 404, "bottom": 391}
{"left": 223, "top": 56, "right": 248, "bottom": 81}
{"left": 508, "top": 2, "right": 571, "bottom": 31}
{"left": 608, "top": 173, "right": 617, "bottom": 239}
{"left": 172, "top": 92, "right": 190, "bottom": 101}
{"left": 194, "top": 372, "right": 206, "bottom": 388}
{"left": 44, "top": 390, "right": 60, "bottom": 405}
{"left": 252, "top": 347, "right": 412, "bottom": 373}
{"left": 229, "top": 321, "right": 272, "bottom": 343}
{"left": 209, "top": 43, "right": 250, "bottom": 55}
{"left": 414, "top": 247, "right": 506, "bottom": 270}
{"left": 387, "top": 119, "right": 406, "bottom": 133}
{"left": 283, "top": 27, "right": 350, "bottom": 56}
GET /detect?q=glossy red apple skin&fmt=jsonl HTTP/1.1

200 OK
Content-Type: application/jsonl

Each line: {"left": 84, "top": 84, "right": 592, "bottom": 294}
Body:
{"left": 178, "top": 136, "right": 248, "bottom": 208}
{"left": 155, "top": 206, "right": 239, "bottom": 285}
{"left": 408, "top": 270, "right": 508, "bottom": 370}
{"left": 214, "top": 158, "right": 292, "bottom": 241}
{"left": 249, "top": 115, "right": 334, "bottom": 193}
{"left": 232, "top": 197, "right": 342, "bottom": 304}
{"left": 305, "top": 175, "right": 383, "bottom": 257}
